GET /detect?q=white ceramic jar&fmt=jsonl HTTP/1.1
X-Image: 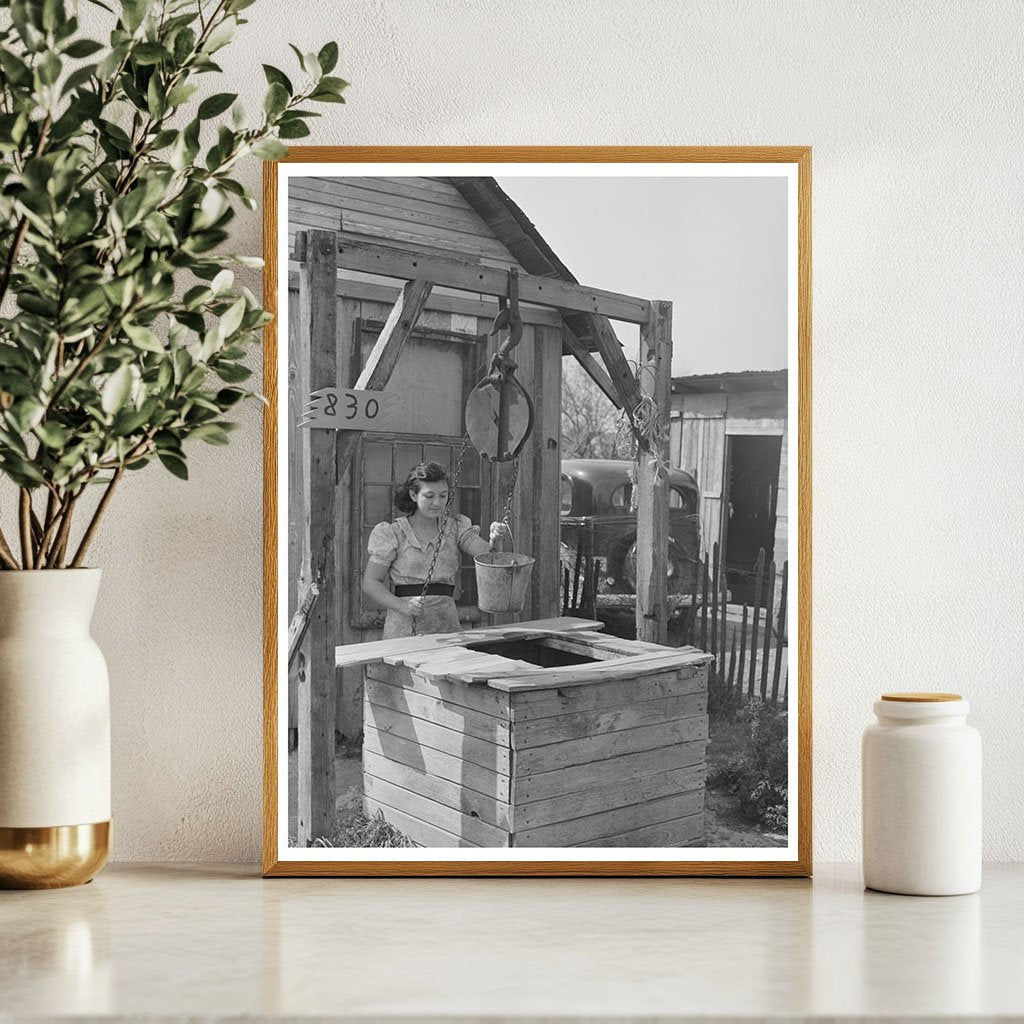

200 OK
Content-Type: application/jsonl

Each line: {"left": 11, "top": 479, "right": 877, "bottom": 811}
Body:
{"left": 862, "top": 693, "right": 981, "bottom": 895}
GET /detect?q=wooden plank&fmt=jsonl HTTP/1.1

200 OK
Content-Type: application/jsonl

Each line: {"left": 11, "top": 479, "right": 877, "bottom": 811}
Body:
{"left": 635, "top": 300, "right": 673, "bottom": 644}
{"left": 365, "top": 662, "right": 510, "bottom": 719}
{"left": 511, "top": 666, "right": 708, "bottom": 721}
{"left": 364, "top": 796, "right": 477, "bottom": 848}
{"left": 364, "top": 701, "right": 510, "bottom": 774}
{"left": 514, "top": 716, "right": 708, "bottom": 775}
{"left": 513, "top": 790, "right": 703, "bottom": 847}
{"left": 289, "top": 183, "right": 506, "bottom": 240}
{"left": 365, "top": 675, "right": 510, "bottom": 745}
{"left": 574, "top": 811, "right": 704, "bottom": 848}
{"left": 532, "top": 322, "right": 563, "bottom": 619}
{"left": 772, "top": 562, "right": 789, "bottom": 704}
{"left": 363, "top": 725, "right": 510, "bottom": 803}
{"left": 334, "top": 239, "right": 652, "bottom": 324}
{"left": 760, "top": 560, "right": 777, "bottom": 700}
{"left": 299, "top": 176, "right": 486, "bottom": 218}
{"left": 561, "top": 326, "right": 622, "bottom": 409}
{"left": 336, "top": 278, "right": 434, "bottom": 476}
{"left": 487, "top": 649, "right": 713, "bottom": 692}
{"left": 511, "top": 692, "right": 706, "bottom": 748}
{"left": 364, "top": 751, "right": 510, "bottom": 830}
{"left": 565, "top": 312, "right": 645, "bottom": 424}
{"left": 363, "top": 774, "right": 509, "bottom": 847}
{"left": 288, "top": 276, "right": 564, "bottom": 328}
{"left": 513, "top": 739, "right": 706, "bottom": 804}
{"left": 748, "top": 549, "right": 765, "bottom": 699}
{"left": 335, "top": 616, "right": 604, "bottom": 668}
{"left": 513, "top": 764, "right": 705, "bottom": 831}
{"left": 296, "top": 229, "right": 337, "bottom": 847}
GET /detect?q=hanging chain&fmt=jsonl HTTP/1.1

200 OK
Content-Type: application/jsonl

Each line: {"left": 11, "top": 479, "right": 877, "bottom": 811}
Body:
{"left": 410, "top": 432, "right": 473, "bottom": 635}
{"left": 500, "top": 454, "right": 520, "bottom": 550}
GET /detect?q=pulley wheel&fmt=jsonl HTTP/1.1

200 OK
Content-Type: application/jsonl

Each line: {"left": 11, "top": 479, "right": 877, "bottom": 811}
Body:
{"left": 465, "top": 379, "right": 532, "bottom": 462}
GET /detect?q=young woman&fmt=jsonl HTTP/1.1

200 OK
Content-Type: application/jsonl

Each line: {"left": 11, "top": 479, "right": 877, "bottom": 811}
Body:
{"left": 362, "top": 461, "right": 507, "bottom": 639}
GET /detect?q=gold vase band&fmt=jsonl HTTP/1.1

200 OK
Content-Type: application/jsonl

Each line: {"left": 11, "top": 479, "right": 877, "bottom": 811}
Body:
{"left": 0, "top": 821, "right": 110, "bottom": 889}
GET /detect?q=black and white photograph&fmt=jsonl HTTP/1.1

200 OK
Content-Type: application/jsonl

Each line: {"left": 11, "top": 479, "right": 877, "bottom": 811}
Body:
{"left": 267, "top": 150, "right": 810, "bottom": 873}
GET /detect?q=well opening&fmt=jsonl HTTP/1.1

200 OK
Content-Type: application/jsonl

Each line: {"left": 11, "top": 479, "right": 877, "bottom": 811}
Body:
{"left": 466, "top": 635, "right": 607, "bottom": 669}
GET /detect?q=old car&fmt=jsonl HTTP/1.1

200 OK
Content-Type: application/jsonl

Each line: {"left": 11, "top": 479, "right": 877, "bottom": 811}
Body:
{"left": 559, "top": 459, "right": 704, "bottom": 629}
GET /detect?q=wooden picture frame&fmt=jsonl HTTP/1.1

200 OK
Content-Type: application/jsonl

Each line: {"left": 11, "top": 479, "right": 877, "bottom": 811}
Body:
{"left": 263, "top": 147, "right": 812, "bottom": 876}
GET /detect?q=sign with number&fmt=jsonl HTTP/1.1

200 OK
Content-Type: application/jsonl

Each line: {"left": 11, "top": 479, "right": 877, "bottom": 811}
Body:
{"left": 299, "top": 387, "right": 399, "bottom": 432}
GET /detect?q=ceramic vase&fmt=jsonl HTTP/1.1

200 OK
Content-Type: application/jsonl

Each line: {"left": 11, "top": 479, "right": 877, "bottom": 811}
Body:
{"left": 0, "top": 569, "right": 111, "bottom": 888}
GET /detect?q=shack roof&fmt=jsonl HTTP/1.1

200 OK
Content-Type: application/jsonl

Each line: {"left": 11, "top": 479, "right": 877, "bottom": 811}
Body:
{"left": 442, "top": 177, "right": 626, "bottom": 369}
{"left": 672, "top": 369, "right": 788, "bottom": 395}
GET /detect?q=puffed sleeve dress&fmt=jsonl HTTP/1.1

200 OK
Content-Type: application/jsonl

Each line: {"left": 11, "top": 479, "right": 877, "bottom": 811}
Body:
{"left": 367, "top": 514, "right": 486, "bottom": 639}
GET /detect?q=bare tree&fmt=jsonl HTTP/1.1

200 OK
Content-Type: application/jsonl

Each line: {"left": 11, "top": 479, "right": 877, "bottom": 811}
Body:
{"left": 560, "top": 361, "right": 630, "bottom": 459}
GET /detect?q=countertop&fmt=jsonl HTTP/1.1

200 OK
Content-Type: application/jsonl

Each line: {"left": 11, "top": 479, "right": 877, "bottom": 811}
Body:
{"left": 2, "top": 862, "right": 1022, "bottom": 1022}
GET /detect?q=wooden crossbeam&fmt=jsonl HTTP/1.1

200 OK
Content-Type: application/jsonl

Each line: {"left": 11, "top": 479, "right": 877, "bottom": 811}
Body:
{"left": 330, "top": 238, "right": 652, "bottom": 325}
{"left": 561, "top": 327, "right": 622, "bottom": 409}
{"left": 564, "top": 313, "right": 646, "bottom": 440}
{"left": 336, "top": 277, "right": 434, "bottom": 476}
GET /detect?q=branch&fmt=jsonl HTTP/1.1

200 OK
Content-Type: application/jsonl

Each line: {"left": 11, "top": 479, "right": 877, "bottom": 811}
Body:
{"left": 70, "top": 465, "right": 124, "bottom": 568}
{"left": 45, "top": 491, "right": 80, "bottom": 569}
{"left": 0, "top": 113, "right": 52, "bottom": 309}
{"left": 18, "top": 489, "right": 34, "bottom": 569}
{"left": 0, "top": 526, "right": 19, "bottom": 570}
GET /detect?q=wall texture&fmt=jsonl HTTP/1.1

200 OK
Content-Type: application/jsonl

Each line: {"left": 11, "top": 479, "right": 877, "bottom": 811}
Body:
{"left": 68, "top": 0, "right": 1023, "bottom": 862}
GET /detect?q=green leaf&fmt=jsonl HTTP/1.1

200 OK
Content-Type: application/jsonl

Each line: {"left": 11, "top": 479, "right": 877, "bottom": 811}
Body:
{"left": 251, "top": 138, "right": 287, "bottom": 160}
{"left": 166, "top": 82, "right": 199, "bottom": 107}
{"left": 38, "top": 51, "right": 62, "bottom": 86}
{"left": 60, "top": 63, "right": 97, "bottom": 96}
{"left": 9, "top": 399, "right": 45, "bottom": 432}
{"left": 277, "top": 120, "right": 310, "bottom": 140}
{"left": 198, "top": 91, "right": 237, "bottom": 119}
{"left": 123, "top": 322, "right": 164, "bottom": 353}
{"left": 101, "top": 365, "right": 133, "bottom": 415}
{"left": 189, "top": 422, "right": 230, "bottom": 445}
{"left": 318, "top": 75, "right": 349, "bottom": 93}
{"left": 214, "top": 362, "right": 251, "bottom": 384}
{"left": 203, "top": 16, "right": 236, "bottom": 53}
{"left": 0, "top": 50, "right": 33, "bottom": 86}
{"left": 264, "top": 82, "right": 288, "bottom": 117}
{"left": 173, "top": 27, "right": 196, "bottom": 65}
{"left": 262, "top": 64, "right": 292, "bottom": 94}
{"left": 309, "top": 88, "right": 346, "bottom": 104}
{"left": 218, "top": 296, "right": 246, "bottom": 339}
{"left": 317, "top": 41, "right": 339, "bottom": 75}
{"left": 158, "top": 452, "right": 188, "bottom": 479}
{"left": 63, "top": 38, "right": 104, "bottom": 58}
{"left": 132, "top": 42, "right": 168, "bottom": 66}
{"left": 210, "top": 268, "right": 233, "bottom": 294}
{"left": 34, "top": 421, "right": 70, "bottom": 449}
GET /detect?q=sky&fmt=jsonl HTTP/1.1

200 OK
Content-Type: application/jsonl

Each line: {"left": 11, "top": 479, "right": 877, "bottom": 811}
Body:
{"left": 494, "top": 176, "right": 789, "bottom": 377}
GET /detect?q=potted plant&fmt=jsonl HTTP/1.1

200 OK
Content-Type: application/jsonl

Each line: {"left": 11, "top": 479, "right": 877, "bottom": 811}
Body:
{"left": 0, "top": 0, "right": 346, "bottom": 887}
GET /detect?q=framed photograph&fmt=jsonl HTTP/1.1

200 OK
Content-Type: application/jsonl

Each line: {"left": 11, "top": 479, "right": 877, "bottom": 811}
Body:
{"left": 262, "top": 147, "right": 811, "bottom": 876}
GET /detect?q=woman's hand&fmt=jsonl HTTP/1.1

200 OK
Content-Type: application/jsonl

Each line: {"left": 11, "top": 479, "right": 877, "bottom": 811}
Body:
{"left": 489, "top": 521, "right": 510, "bottom": 545}
{"left": 398, "top": 596, "right": 424, "bottom": 617}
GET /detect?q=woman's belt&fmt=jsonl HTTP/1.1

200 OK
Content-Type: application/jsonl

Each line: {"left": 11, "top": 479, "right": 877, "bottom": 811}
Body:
{"left": 393, "top": 583, "right": 455, "bottom": 597}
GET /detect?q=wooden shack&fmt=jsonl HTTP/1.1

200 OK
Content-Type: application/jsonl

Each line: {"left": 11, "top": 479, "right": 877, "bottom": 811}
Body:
{"left": 283, "top": 171, "right": 676, "bottom": 844}
{"left": 338, "top": 619, "right": 712, "bottom": 848}
{"left": 670, "top": 370, "right": 788, "bottom": 604}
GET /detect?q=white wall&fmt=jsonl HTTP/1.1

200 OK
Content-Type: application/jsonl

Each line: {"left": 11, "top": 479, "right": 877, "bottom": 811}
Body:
{"left": 73, "top": 0, "right": 1023, "bottom": 862}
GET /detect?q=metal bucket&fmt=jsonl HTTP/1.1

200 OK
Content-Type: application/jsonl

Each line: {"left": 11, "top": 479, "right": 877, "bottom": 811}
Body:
{"left": 474, "top": 551, "right": 535, "bottom": 613}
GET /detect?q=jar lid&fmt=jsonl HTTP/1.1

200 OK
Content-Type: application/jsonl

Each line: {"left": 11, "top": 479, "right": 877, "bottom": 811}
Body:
{"left": 881, "top": 692, "right": 962, "bottom": 702}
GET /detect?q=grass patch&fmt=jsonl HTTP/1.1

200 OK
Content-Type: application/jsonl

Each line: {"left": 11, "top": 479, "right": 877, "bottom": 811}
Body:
{"left": 309, "top": 810, "right": 418, "bottom": 849}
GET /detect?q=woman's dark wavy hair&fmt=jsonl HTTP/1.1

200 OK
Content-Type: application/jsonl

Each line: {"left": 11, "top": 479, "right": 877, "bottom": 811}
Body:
{"left": 394, "top": 461, "right": 450, "bottom": 515}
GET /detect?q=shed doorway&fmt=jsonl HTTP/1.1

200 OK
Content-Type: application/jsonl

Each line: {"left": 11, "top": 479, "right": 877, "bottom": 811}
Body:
{"left": 723, "top": 434, "right": 782, "bottom": 606}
